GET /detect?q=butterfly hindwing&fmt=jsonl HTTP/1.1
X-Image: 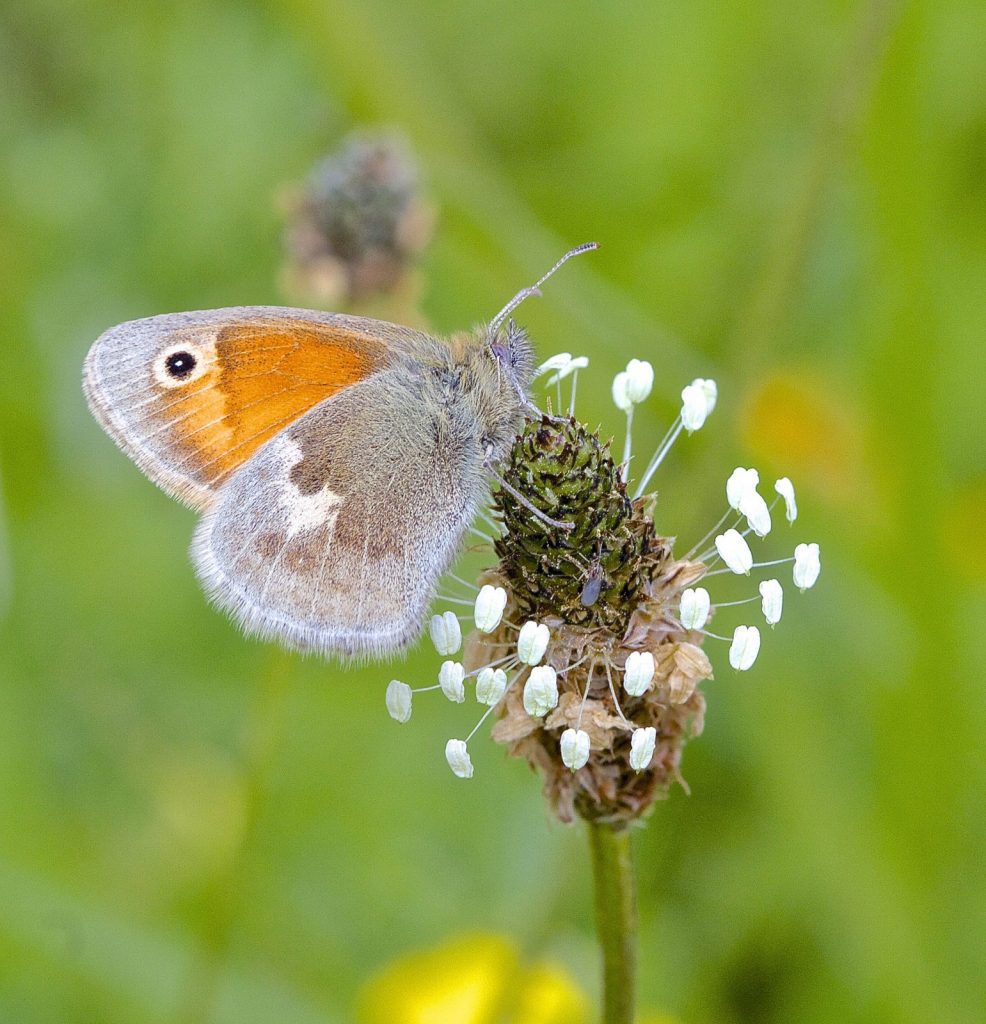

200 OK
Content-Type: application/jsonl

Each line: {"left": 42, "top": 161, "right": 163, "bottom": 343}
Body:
{"left": 191, "top": 366, "right": 485, "bottom": 657}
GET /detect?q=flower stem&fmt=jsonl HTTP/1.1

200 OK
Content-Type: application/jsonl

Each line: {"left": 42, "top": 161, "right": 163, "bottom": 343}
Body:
{"left": 587, "top": 820, "right": 637, "bottom": 1024}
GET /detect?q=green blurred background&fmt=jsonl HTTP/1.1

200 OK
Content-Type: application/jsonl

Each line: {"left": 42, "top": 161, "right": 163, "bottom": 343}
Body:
{"left": 1, "top": 0, "right": 984, "bottom": 1021}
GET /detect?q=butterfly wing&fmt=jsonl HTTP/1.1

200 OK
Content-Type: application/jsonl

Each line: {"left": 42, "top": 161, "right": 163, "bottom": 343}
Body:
{"left": 191, "top": 366, "right": 483, "bottom": 658}
{"left": 83, "top": 306, "right": 434, "bottom": 510}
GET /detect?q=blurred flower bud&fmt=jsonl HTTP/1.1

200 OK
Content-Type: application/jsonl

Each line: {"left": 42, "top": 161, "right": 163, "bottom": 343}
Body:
{"left": 279, "top": 132, "right": 434, "bottom": 307}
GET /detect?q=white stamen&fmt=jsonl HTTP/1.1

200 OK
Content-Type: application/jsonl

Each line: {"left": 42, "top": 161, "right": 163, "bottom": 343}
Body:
{"left": 621, "top": 406, "right": 634, "bottom": 481}
{"left": 623, "top": 651, "right": 655, "bottom": 696}
{"left": 774, "top": 478, "right": 798, "bottom": 523}
{"left": 447, "top": 572, "right": 480, "bottom": 593}
{"left": 793, "top": 542, "right": 821, "bottom": 591}
{"left": 679, "top": 587, "right": 711, "bottom": 630}
{"left": 516, "top": 621, "right": 550, "bottom": 665}
{"left": 438, "top": 661, "right": 466, "bottom": 703}
{"left": 445, "top": 739, "right": 474, "bottom": 779}
{"left": 726, "top": 467, "right": 760, "bottom": 510}
{"left": 739, "top": 489, "right": 772, "bottom": 538}
{"left": 429, "top": 611, "right": 462, "bottom": 656}
{"left": 523, "top": 665, "right": 559, "bottom": 717}
{"left": 475, "top": 666, "right": 508, "bottom": 705}
{"left": 715, "top": 529, "right": 754, "bottom": 574}
{"left": 633, "top": 418, "right": 684, "bottom": 497}
{"left": 385, "top": 680, "right": 412, "bottom": 723}
{"left": 560, "top": 728, "right": 591, "bottom": 771}
{"left": 729, "top": 625, "right": 761, "bottom": 670}
{"left": 474, "top": 585, "right": 508, "bottom": 632}
{"left": 629, "top": 727, "right": 657, "bottom": 772}
{"left": 759, "top": 579, "right": 783, "bottom": 626}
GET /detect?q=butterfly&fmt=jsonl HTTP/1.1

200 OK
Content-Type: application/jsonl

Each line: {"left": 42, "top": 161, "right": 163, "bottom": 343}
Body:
{"left": 83, "top": 244, "right": 595, "bottom": 658}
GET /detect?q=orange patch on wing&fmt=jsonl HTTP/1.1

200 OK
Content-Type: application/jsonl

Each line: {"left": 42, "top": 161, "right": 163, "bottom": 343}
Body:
{"left": 147, "top": 319, "right": 384, "bottom": 487}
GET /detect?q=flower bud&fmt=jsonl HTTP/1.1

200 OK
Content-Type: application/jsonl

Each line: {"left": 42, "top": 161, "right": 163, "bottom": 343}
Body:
{"left": 793, "top": 542, "right": 820, "bottom": 591}
{"left": 475, "top": 666, "right": 508, "bottom": 706}
{"left": 729, "top": 625, "right": 761, "bottom": 670}
{"left": 385, "top": 680, "right": 412, "bottom": 723}
{"left": 429, "top": 611, "right": 462, "bottom": 656}
{"left": 517, "top": 621, "right": 550, "bottom": 665}
{"left": 623, "top": 650, "right": 655, "bottom": 696}
{"left": 715, "top": 528, "right": 753, "bottom": 575}
{"left": 474, "top": 585, "right": 508, "bottom": 632}
{"left": 523, "top": 665, "right": 559, "bottom": 717}
{"left": 438, "top": 661, "right": 465, "bottom": 703}
{"left": 758, "top": 579, "right": 783, "bottom": 626}
{"left": 560, "top": 728, "right": 591, "bottom": 771}
{"left": 445, "top": 739, "right": 474, "bottom": 779}
{"left": 679, "top": 587, "right": 711, "bottom": 630}
{"left": 629, "top": 727, "right": 657, "bottom": 772}
{"left": 774, "top": 477, "right": 798, "bottom": 523}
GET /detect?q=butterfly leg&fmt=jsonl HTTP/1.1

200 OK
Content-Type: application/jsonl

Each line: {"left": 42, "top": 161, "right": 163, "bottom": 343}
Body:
{"left": 482, "top": 444, "right": 575, "bottom": 531}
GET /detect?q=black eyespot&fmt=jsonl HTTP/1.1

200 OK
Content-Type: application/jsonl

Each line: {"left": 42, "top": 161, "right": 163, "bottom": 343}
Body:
{"left": 164, "top": 350, "right": 197, "bottom": 379}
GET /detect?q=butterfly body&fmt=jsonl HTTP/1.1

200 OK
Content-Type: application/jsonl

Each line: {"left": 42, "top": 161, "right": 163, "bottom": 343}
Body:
{"left": 84, "top": 307, "right": 535, "bottom": 657}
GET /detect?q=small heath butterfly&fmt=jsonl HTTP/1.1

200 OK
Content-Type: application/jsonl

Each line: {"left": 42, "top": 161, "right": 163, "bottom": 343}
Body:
{"left": 84, "top": 243, "right": 596, "bottom": 657}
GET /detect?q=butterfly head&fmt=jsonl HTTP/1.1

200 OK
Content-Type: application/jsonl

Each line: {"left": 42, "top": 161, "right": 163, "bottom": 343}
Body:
{"left": 487, "top": 316, "right": 536, "bottom": 394}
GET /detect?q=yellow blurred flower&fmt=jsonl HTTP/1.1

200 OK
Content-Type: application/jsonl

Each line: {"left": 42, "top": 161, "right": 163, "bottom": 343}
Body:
{"left": 740, "top": 369, "right": 864, "bottom": 506}
{"left": 356, "top": 933, "right": 588, "bottom": 1024}
{"left": 942, "top": 477, "right": 986, "bottom": 581}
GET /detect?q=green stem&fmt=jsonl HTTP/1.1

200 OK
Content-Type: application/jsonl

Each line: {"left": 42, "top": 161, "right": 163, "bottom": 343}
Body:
{"left": 587, "top": 820, "right": 637, "bottom": 1024}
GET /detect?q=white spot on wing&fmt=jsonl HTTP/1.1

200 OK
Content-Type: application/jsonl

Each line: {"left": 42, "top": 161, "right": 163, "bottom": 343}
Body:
{"left": 281, "top": 438, "right": 345, "bottom": 539}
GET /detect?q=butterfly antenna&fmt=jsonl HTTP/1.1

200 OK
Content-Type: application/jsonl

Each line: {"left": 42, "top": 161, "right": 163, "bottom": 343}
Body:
{"left": 489, "top": 241, "right": 599, "bottom": 336}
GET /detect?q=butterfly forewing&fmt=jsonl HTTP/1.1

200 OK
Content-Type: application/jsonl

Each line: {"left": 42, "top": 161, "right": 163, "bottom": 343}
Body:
{"left": 83, "top": 307, "right": 428, "bottom": 509}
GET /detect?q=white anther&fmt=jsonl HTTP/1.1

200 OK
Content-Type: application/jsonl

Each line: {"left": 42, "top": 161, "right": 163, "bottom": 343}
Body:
{"left": 629, "top": 727, "right": 657, "bottom": 772}
{"left": 623, "top": 651, "right": 656, "bottom": 696}
{"left": 774, "top": 477, "right": 798, "bottom": 523}
{"left": 560, "top": 728, "right": 591, "bottom": 771}
{"left": 474, "top": 585, "right": 508, "bottom": 632}
{"left": 715, "top": 528, "right": 754, "bottom": 574}
{"left": 679, "top": 587, "right": 711, "bottom": 630}
{"left": 739, "top": 488, "right": 772, "bottom": 538}
{"left": 726, "top": 467, "right": 760, "bottom": 510}
{"left": 475, "top": 666, "right": 508, "bottom": 706}
{"left": 759, "top": 579, "right": 783, "bottom": 626}
{"left": 681, "top": 377, "right": 717, "bottom": 432}
{"left": 729, "top": 625, "right": 761, "bottom": 671}
{"left": 517, "top": 621, "right": 550, "bottom": 665}
{"left": 523, "top": 665, "right": 559, "bottom": 717}
{"left": 429, "top": 611, "right": 462, "bottom": 656}
{"left": 793, "top": 542, "right": 821, "bottom": 591}
{"left": 438, "top": 661, "right": 465, "bottom": 703}
{"left": 385, "top": 680, "right": 412, "bottom": 723}
{"left": 445, "top": 739, "right": 474, "bottom": 779}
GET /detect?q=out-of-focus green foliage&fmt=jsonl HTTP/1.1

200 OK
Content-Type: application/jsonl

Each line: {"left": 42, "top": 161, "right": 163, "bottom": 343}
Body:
{"left": 1, "top": 1, "right": 983, "bottom": 1021}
